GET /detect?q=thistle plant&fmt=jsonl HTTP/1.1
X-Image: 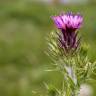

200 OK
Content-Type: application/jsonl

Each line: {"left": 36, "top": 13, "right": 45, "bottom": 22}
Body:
{"left": 46, "top": 12, "right": 96, "bottom": 96}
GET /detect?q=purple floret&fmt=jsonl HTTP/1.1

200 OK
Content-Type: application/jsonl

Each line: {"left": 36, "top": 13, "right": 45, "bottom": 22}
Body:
{"left": 52, "top": 12, "right": 83, "bottom": 30}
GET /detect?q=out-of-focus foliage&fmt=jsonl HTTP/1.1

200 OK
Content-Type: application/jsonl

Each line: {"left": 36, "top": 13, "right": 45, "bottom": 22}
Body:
{"left": 0, "top": 1, "right": 96, "bottom": 96}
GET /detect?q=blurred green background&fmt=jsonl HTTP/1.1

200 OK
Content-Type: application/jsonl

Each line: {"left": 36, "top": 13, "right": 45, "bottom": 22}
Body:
{"left": 0, "top": 0, "right": 96, "bottom": 96}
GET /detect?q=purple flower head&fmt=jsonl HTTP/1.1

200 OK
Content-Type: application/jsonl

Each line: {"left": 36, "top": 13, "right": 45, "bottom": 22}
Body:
{"left": 52, "top": 12, "right": 83, "bottom": 30}
{"left": 52, "top": 12, "right": 83, "bottom": 54}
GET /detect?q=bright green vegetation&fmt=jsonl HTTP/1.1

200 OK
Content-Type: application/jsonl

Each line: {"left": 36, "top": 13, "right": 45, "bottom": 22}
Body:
{"left": 0, "top": 1, "right": 96, "bottom": 96}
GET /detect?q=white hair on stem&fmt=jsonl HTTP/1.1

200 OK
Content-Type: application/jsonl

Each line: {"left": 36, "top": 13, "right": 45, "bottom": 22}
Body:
{"left": 78, "top": 84, "right": 93, "bottom": 96}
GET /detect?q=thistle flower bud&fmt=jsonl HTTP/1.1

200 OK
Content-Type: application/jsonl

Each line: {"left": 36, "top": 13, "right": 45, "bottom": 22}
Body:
{"left": 52, "top": 12, "right": 83, "bottom": 54}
